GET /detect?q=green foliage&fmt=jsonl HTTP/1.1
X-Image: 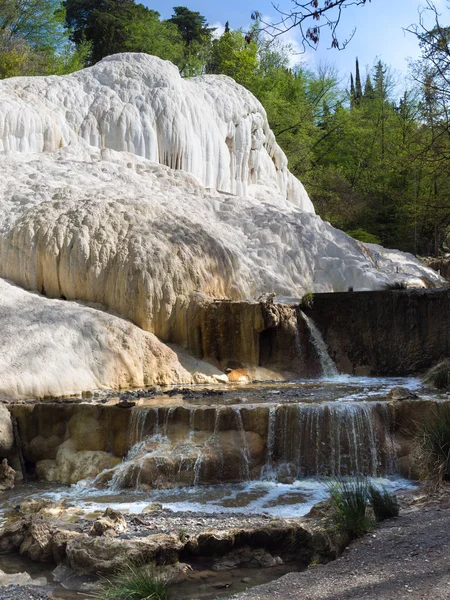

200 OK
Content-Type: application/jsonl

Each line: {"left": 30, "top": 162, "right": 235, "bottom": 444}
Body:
{"left": 415, "top": 404, "right": 450, "bottom": 485}
{"left": 95, "top": 563, "right": 170, "bottom": 600}
{"left": 0, "top": 0, "right": 85, "bottom": 78}
{"left": 328, "top": 477, "right": 374, "bottom": 538}
{"left": 368, "top": 486, "right": 399, "bottom": 521}
{"left": 207, "top": 29, "right": 258, "bottom": 88}
{"left": 424, "top": 360, "right": 450, "bottom": 390}
{"left": 64, "top": 0, "right": 184, "bottom": 65}
{"left": 300, "top": 292, "right": 314, "bottom": 309}
{"left": 346, "top": 229, "right": 381, "bottom": 244}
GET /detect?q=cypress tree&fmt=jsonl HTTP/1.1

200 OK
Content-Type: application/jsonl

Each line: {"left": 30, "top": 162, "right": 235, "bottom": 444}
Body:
{"left": 355, "top": 57, "right": 362, "bottom": 104}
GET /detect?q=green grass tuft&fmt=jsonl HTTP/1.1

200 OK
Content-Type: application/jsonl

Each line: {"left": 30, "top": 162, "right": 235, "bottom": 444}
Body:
{"left": 423, "top": 360, "right": 450, "bottom": 390}
{"left": 416, "top": 405, "right": 450, "bottom": 486}
{"left": 94, "top": 563, "right": 170, "bottom": 600}
{"left": 328, "top": 477, "right": 374, "bottom": 538}
{"left": 368, "top": 486, "right": 399, "bottom": 521}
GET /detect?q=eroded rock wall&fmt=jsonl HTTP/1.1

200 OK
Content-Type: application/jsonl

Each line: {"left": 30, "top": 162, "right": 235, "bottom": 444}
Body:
{"left": 304, "top": 289, "right": 450, "bottom": 376}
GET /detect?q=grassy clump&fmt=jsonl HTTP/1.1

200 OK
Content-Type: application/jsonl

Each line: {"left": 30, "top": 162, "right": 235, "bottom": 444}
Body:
{"left": 416, "top": 405, "right": 450, "bottom": 485}
{"left": 328, "top": 477, "right": 400, "bottom": 537}
{"left": 368, "top": 486, "right": 399, "bottom": 521}
{"left": 300, "top": 291, "right": 314, "bottom": 309}
{"left": 328, "top": 477, "right": 374, "bottom": 538}
{"left": 95, "top": 563, "right": 170, "bottom": 600}
{"left": 423, "top": 359, "right": 450, "bottom": 390}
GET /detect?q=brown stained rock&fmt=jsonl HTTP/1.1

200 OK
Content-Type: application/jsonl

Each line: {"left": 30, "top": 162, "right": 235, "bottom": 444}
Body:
{"left": 52, "top": 529, "right": 81, "bottom": 564}
{"left": 19, "top": 517, "right": 54, "bottom": 562}
{"left": 35, "top": 439, "right": 121, "bottom": 484}
{"left": 0, "top": 517, "right": 29, "bottom": 554}
{"left": 386, "top": 387, "right": 417, "bottom": 401}
{"left": 19, "top": 498, "right": 54, "bottom": 515}
{"left": 0, "top": 458, "right": 15, "bottom": 491}
{"left": 89, "top": 508, "right": 127, "bottom": 537}
{"left": 65, "top": 533, "right": 183, "bottom": 574}
{"left": 212, "top": 547, "right": 282, "bottom": 571}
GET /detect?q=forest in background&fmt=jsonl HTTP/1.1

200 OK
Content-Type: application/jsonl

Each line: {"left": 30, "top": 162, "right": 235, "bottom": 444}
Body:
{"left": 1, "top": 0, "right": 450, "bottom": 256}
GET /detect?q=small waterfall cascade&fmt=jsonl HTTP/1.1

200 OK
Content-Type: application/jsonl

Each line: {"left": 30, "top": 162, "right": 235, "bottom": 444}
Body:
{"left": 264, "top": 401, "right": 396, "bottom": 479}
{"left": 300, "top": 311, "right": 338, "bottom": 377}
{"left": 94, "top": 400, "right": 397, "bottom": 491}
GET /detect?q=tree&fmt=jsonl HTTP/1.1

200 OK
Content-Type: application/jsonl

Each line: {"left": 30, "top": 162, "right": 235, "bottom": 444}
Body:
{"left": 252, "top": 0, "right": 371, "bottom": 50}
{"left": 168, "top": 6, "right": 214, "bottom": 76}
{"left": 207, "top": 29, "right": 258, "bottom": 88}
{"left": 64, "top": 0, "right": 183, "bottom": 65}
{"left": 0, "top": 0, "right": 88, "bottom": 78}
{"left": 169, "top": 6, "right": 214, "bottom": 46}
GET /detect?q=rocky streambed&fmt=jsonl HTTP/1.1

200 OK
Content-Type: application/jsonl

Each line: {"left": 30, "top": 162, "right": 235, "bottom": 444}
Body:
{"left": 0, "top": 378, "right": 447, "bottom": 599}
{"left": 0, "top": 493, "right": 350, "bottom": 599}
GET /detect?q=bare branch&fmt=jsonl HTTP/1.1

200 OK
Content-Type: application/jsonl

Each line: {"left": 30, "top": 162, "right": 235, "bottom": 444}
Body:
{"left": 252, "top": 0, "right": 371, "bottom": 51}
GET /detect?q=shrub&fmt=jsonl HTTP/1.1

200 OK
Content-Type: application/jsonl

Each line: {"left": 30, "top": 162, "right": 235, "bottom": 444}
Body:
{"left": 423, "top": 359, "right": 450, "bottom": 390}
{"left": 368, "top": 486, "right": 399, "bottom": 521}
{"left": 328, "top": 477, "right": 374, "bottom": 538}
{"left": 384, "top": 281, "right": 408, "bottom": 290}
{"left": 300, "top": 291, "right": 314, "bottom": 309}
{"left": 95, "top": 563, "right": 170, "bottom": 600}
{"left": 416, "top": 405, "right": 450, "bottom": 485}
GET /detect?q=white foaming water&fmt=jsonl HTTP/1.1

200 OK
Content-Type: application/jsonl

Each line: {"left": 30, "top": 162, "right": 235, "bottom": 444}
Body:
{"left": 300, "top": 311, "right": 339, "bottom": 377}
{"left": 15, "top": 476, "right": 415, "bottom": 521}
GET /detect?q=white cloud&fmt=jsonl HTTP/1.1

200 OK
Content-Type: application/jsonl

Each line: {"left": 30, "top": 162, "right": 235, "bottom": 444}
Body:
{"left": 211, "top": 21, "right": 225, "bottom": 40}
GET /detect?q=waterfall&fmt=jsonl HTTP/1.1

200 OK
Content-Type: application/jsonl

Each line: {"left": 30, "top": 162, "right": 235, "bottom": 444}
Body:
{"left": 267, "top": 401, "right": 395, "bottom": 478}
{"left": 233, "top": 407, "right": 250, "bottom": 480}
{"left": 261, "top": 405, "right": 277, "bottom": 480}
{"left": 93, "top": 399, "right": 397, "bottom": 490}
{"left": 300, "top": 311, "right": 338, "bottom": 377}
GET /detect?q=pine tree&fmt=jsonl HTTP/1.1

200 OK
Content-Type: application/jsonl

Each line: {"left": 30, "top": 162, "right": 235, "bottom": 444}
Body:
{"left": 364, "top": 74, "right": 375, "bottom": 99}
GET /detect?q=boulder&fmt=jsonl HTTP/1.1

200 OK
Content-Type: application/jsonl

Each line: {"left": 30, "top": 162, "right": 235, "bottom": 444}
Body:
{"left": 36, "top": 439, "right": 121, "bottom": 484}
{"left": 19, "top": 517, "right": 54, "bottom": 563}
{"left": 0, "top": 458, "right": 15, "bottom": 491}
{"left": 0, "top": 405, "right": 13, "bottom": 455}
{"left": 89, "top": 508, "right": 127, "bottom": 537}
{"left": 66, "top": 533, "right": 183, "bottom": 574}
{"left": 0, "top": 569, "right": 46, "bottom": 587}
{"left": 212, "top": 547, "right": 282, "bottom": 571}
{"left": 386, "top": 387, "right": 418, "bottom": 401}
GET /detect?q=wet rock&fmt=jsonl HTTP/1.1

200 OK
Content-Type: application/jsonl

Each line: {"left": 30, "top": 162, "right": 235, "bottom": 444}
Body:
{"left": 52, "top": 564, "right": 100, "bottom": 594}
{"left": 19, "top": 498, "right": 54, "bottom": 515}
{"left": 0, "top": 569, "right": 46, "bottom": 587}
{"left": 0, "top": 405, "right": 14, "bottom": 455}
{"left": 386, "top": 387, "right": 418, "bottom": 401}
{"left": 19, "top": 517, "right": 54, "bottom": 562}
{"left": 36, "top": 439, "right": 120, "bottom": 484}
{"left": 66, "top": 533, "right": 183, "bottom": 574}
{"left": 212, "top": 547, "right": 282, "bottom": 571}
{"left": 89, "top": 508, "right": 127, "bottom": 537}
{"left": 0, "top": 518, "right": 29, "bottom": 554}
{"left": 0, "top": 459, "right": 15, "bottom": 491}
{"left": 160, "top": 562, "right": 193, "bottom": 584}
{"left": 142, "top": 502, "right": 163, "bottom": 514}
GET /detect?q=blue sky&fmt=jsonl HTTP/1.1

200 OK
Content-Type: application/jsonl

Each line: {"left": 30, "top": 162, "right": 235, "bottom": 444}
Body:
{"left": 144, "top": 1, "right": 447, "bottom": 90}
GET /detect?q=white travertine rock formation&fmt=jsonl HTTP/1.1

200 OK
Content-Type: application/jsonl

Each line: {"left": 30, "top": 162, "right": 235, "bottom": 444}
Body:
{"left": 0, "top": 53, "right": 312, "bottom": 211}
{"left": 0, "top": 54, "right": 444, "bottom": 397}
{"left": 0, "top": 278, "right": 226, "bottom": 399}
